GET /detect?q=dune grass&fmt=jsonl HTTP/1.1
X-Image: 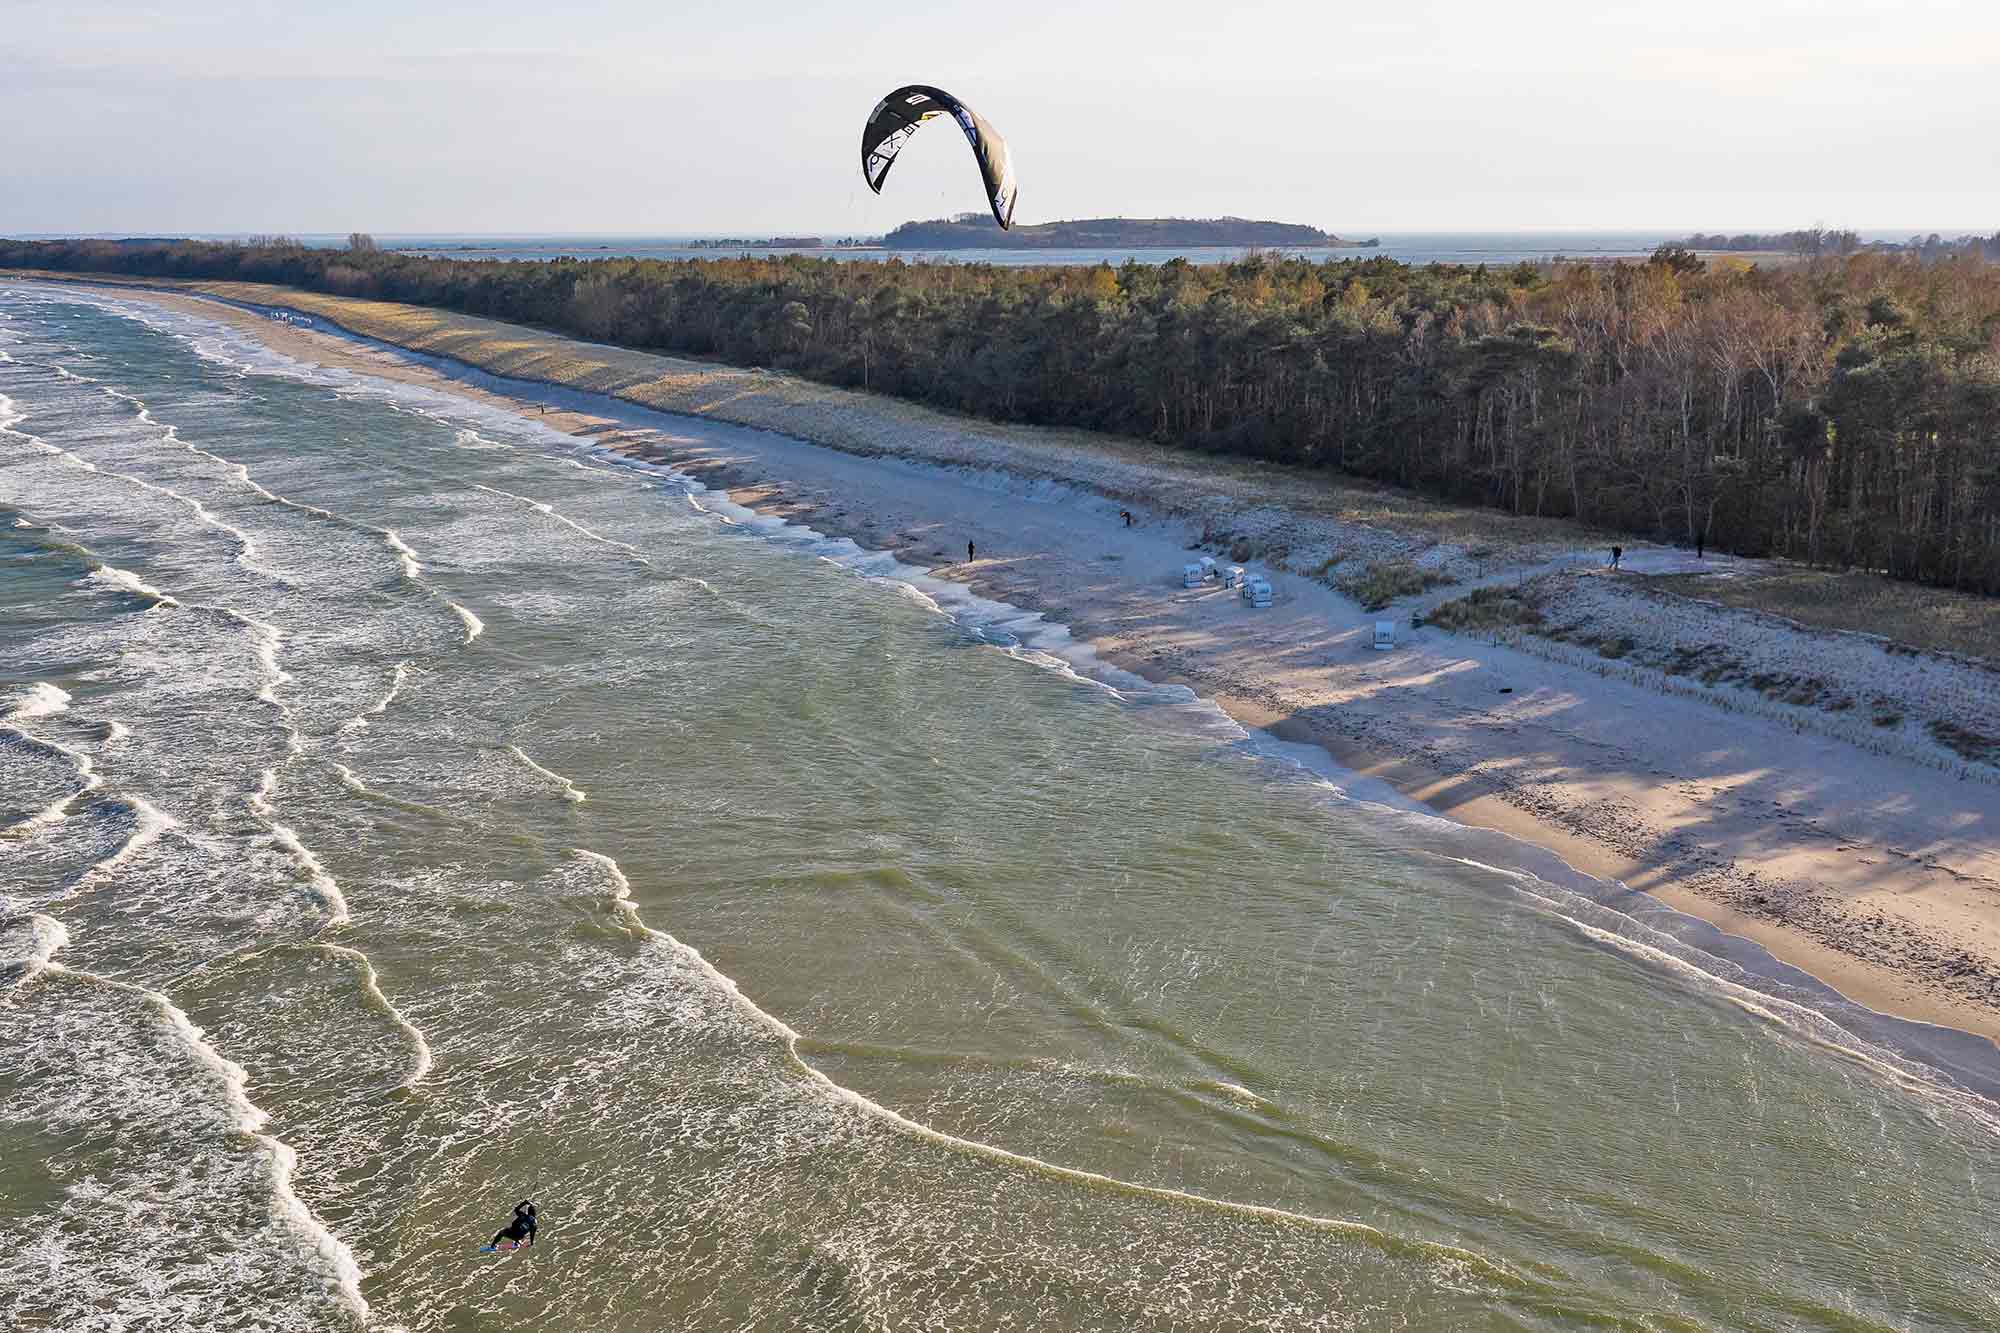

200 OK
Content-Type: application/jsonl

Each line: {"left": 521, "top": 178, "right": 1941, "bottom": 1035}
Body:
{"left": 1648, "top": 567, "right": 2000, "bottom": 664}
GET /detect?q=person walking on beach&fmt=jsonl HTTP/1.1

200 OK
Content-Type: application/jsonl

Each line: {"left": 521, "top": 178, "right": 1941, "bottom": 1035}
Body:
{"left": 1609, "top": 545, "right": 1622, "bottom": 570}
{"left": 1696, "top": 531, "right": 1705, "bottom": 559}
{"left": 490, "top": 1200, "right": 537, "bottom": 1250}
{"left": 1120, "top": 509, "right": 1132, "bottom": 527}
{"left": 967, "top": 540, "right": 976, "bottom": 563}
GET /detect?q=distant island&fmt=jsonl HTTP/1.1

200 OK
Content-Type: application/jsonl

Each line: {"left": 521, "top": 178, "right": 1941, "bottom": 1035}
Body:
{"left": 1679, "top": 228, "right": 2000, "bottom": 260}
{"left": 688, "top": 236, "right": 877, "bottom": 250}
{"left": 881, "top": 215, "right": 1373, "bottom": 250}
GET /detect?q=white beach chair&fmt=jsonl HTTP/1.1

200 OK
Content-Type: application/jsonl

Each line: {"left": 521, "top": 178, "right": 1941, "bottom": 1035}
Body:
{"left": 1224, "top": 565, "right": 1246, "bottom": 589}
{"left": 1373, "top": 620, "right": 1396, "bottom": 651}
{"left": 1198, "top": 555, "right": 1218, "bottom": 581}
{"left": 1242, "top": 575, "right": 1273, "bottom": 608}
{"left": 1182, "top": 562, "right": 1204, "bottom": 588}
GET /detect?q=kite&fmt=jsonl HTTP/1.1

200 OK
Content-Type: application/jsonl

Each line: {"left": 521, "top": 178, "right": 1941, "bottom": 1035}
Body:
{"left": 862, "top": 85, "right": 1017, "bottom": 230}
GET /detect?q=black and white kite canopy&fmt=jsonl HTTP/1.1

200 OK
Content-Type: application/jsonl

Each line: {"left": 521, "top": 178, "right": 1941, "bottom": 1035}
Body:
{"left": 861, "top": 84, "right": 1017, "bottom": 230}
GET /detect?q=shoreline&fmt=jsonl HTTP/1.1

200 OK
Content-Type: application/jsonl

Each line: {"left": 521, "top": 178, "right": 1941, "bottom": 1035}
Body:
{"left": 16, "top": 273, "right": 1998, "bottom": 1059}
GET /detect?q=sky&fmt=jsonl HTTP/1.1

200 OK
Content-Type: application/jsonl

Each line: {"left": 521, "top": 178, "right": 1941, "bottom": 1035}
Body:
{"left": 4, "top": 0, "right": 1996, "bottom": 236}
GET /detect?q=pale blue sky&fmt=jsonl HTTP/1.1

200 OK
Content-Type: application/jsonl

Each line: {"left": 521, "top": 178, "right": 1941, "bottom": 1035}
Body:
{"left": 4, "top": 0, "right": 1994, "bottom": 234}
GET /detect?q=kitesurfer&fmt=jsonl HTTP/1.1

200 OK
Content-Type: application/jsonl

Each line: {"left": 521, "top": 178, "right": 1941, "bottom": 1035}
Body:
{"left": 967, "top": 540, "right": 976, "bottom": 563}
{"left": 491, "top": 1200, "right": 538, "bottom": 1249}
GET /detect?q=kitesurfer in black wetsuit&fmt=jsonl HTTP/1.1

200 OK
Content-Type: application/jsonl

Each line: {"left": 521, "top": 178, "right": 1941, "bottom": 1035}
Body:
{"left": 491, "top": 1200, "right": 537, "bottom": 1248}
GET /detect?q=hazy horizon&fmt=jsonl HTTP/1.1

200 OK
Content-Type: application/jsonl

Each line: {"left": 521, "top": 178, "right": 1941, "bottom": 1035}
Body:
{"left": 5, "top": 1, "right": 1995, "bottom": 235}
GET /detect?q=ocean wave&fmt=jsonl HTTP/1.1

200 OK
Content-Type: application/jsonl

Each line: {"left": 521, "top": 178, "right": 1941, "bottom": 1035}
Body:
{"left": 74, "top": 794, "right": 177, "bottom": 887}
{"left": 1, "top": 913, "right": 69, "bottom": 985}
{"left": 0, "top": 727, "right": 103, "bottom": 840}
{"left": 31, "top": 960, "right": 373, "bottom": 1324}
{"left": 449, "top": 602, "right": 484, "bottom": 643}
{"left": 7, "top": 387, "right": 279, "bottom": 580}
{"left": 563, "top": 846, "right": 1529, "bottom": 1288}
{"left": 247, "top": 770, "right": 351, "bottom": 927}
{"left": 383, "top": 529, "right": 423, "bottom": 579}
{"left": 474, "top": 482, "right": 653, "bottom": 565}
{"left": 3, "top": 681, "right": 73, "bottom": 722}
{"left": 87, "top": 562, "right": 181, "bottom": 607}
{"left": 508, "top": 744, "right": 587, "bottom": 803}
{"left": 318, "top": 942, "right": 434, "bottom": 1089}
{"left": 340, "top": 660, "right": 413, "bottom": 733}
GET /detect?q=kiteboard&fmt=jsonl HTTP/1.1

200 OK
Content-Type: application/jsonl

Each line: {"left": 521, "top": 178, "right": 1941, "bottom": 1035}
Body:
{"left": 479, "top": 1242, "right": 521, "bottom": 1254}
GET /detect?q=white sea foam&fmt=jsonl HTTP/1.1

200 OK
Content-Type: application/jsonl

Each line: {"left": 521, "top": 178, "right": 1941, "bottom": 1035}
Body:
{"left": 269, "top": 821, "right": 351, "bottom": 926}
{"left": 4, "top": 681, "right": 73, "bottom": 722}
{"left": 246, "top": 775, "right": 350, "bottom": 927}
{"left": 452, "top": 427, "right": 513, "bottom": 451}
{"left": 4, "top": 387, "right": 278, "bottom": 579}
{"left": 474, "top": 482, "right": 652, "bottom": 565}
{"left": 508, "top": 744, "right": 587, "bottom": 803}
{"left": 0, "top": 733, "right": 102, "bottom": 839}
{"left": 318, "top": 943, "right": 434, "bottom": 1089}
{"left": 77, "top": 795, "right": 177, "bottom": 885}
{"left": 2, "top": 913, "right": 69, "bottom": 983}
{"left": 39, "top": 962, "right": 374, "bottom": 1323}
{"left": 561, "top": 848, "right": 1514, "bottom": 1279}
{"left": 341, "top": 660, "right": 412, "bottom": 733}
{"left": 383, "top": 529, "right": 423, "bottom": 579}
{"left": 88, "top": 563, "right": 181, "bottom": 607}
{"left": 449, "top": 602, "right": 484, "bottom": 643}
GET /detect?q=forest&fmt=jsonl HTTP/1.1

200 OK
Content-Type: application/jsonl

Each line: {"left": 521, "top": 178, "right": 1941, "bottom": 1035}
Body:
{"left": 5, "top": 236, "right": 1998, "bottom": 594}
{"left": 1680, "top": 229, "right": 2000, "bottom": 260}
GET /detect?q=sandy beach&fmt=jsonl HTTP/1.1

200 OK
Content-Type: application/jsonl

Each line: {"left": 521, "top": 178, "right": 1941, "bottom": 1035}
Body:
{"left": 16, "top": 273, "right": 1999, "bottom": 1050}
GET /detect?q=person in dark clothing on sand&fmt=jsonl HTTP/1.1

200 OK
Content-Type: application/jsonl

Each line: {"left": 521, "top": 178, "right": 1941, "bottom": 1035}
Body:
{"left": 1696, "top": 531, "right": 1705, "bottom": 559}
{"left": 1120, "top": 510, "right": 1132, "bottom": 527}
{"left": 967, "top": 541, "right": 976, "bottom": 562}
{"left": 491, "top": 1200, "right": 537, "bottom": 1249}
{"left": 1609, "top": 545, "right": 1623, "bottom": 570}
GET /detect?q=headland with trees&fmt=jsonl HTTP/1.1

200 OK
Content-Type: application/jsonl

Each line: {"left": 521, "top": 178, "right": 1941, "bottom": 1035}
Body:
{"left": 4, "top": 235, "right": 1996, "bottom": 594}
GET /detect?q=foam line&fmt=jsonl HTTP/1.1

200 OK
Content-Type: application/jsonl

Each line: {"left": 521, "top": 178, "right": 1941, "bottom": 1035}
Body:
{"left": 508, "top": 744, "right": 587, "bottom": 803}
{"left": 77, "top": 794, "right": 177, "bottom": 885}
{"left": 0, "top": 729, "right": 103, "bottom": 839}
{"left": 565, "top": 848, "right": 1529, "bottom": 1288}
{"left": 3, "top": 681, "right": 73, "bottom": 723}
{"left": 383, "top": 530, "right": 422, "bottom": 579}
{"left": 88, "top": 562, "right": 180, "bottom": 607}
{"left": 247, "top": 773, "right": 352, "bottom": 927}
{"left": 340, "top": 661, "right": 412, "bottom": 733}
{"left": 95, "top": 384, "right": 431, "bottom": 586}
{"left": 2, "top": 913, "right": 69, "bottom": 985}
{"left": 5, "top": 390, "right": 277, "bottom": 579}
{"left": 37, "top": 961, "right": 373, "bottom": 1323}
{"left": 449, "top": 602, "right": 484, "bottom": 643}
{"left": 318, "top": 943, "right": 434, "bottom": 1089}
{"left": 474, "top": 482, "right": 653, "bottom": 565}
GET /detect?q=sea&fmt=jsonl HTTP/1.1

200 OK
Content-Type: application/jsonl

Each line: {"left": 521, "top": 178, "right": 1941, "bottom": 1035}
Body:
{"left": 20, "top": 231, "right": 1778, "bottom": 268}
{"left": 366, "top": 233, "right": 1687, "bottom": 268}
{"left": 2, "top": 282, "right": 1997, "bottom": 1331}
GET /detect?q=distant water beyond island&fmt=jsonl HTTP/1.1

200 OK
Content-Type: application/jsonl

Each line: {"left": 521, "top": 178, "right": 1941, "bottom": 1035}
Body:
{"left": 880, "top": 215, "right": 1374, "bottom": 250}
